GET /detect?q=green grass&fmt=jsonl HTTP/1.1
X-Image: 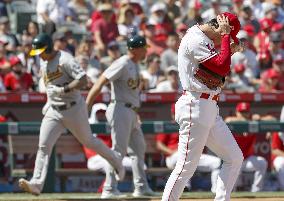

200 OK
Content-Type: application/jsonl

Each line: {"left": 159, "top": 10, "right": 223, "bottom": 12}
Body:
{"left": 1, "top": 192, "right": 284, "bottom": 200}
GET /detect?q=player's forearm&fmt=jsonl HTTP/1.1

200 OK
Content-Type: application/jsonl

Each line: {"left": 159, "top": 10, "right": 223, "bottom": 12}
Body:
{"left": 86, "top": 75, "right": 108, "bottom": 111}
{"left": 202, "top": 34, "right": 231, "bottom": 76}
{"left": 272, "top": 149, "right": 284, "bottom": 157}
{"left": 156, "top": 142, "right": 175, "bottom": 155}
{"left": 64, "top": 75, "right": 87, "bottom": 92}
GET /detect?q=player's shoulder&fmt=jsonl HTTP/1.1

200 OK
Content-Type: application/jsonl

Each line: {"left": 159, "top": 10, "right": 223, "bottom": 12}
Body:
{"left": 182, "top": 25, "right": 210, "bottom": 47}
{"left": 58, "top": 50, "right": 75, "bottom": 63}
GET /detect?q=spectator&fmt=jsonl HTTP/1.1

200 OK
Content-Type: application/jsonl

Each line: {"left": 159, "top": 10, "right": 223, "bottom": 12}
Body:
{"left": 141, "top": 53, "right": 163, "bottom": 91}
{"left": 271, "top": 132, "right": 284, "bottom": 190}
{"left": 232, "top": 0, "right": 244, "bottom": 16}
{"left": 0, "top": 0, "right": 9, "bottom": 17}
{"left": 36, "top": 0, "right": 72, "bottom": 34}
{"left": 156, "top": 103, "right": 221, "bottom": 193}
{"left": 0, "top": 76, "right": 5, "bottom": 92}
{"left": 260, "top": 54, "right": 284, "bottom": 90}
{"left": 117, "top": 5, "right": 139, "bottom": 40}
{"left": 0, "top": 41, "right": 10, "bottom": 78}
{"left": 176, "top": 23, "right": 188, "bottom": 40}
{"left": 182, "top": 0, "right": 203, "bottom": 27}
{"left": 92, "top": 3, "right": 119, "bottom": 58}
{"left": 160, "top": 32, "right": 179, "bottom": 72}
{"left": 143, "top": 22, "right": 166, "bottom": 55}
{"left": 254, "top": 18, "right": 273, "bottom": 54}
{"left": 152, "top": 66, "right": 180, "bottom": 93}
{"left": 22, "top": 21, "right": 39, "bottom": 44}
{"left": 201, "top": 0, "right": 222, "bottom": 23}
{"left": 165, "top": 0, "right": 181, "bottom": 24}
{"left": 100, "top": 41, "right": 121, "bottom": 71}
{"left": 75, "top": 55, "right": 94, "bottom": 90}
{"left": 231, "top": 30, "right": 259, "bottom": 79}
{"left": 52, "top": 32, "right": 69, "bottom": 53}
{"left": 119, "top": 0, "right": 145, "bottom": 26}
{"left": 259, "top": 68, "right": 280, "bottom": 92}
{"left": 148, "top": 2, "right": 174, "bottom": 43}
{"left": 239, "top": 5, "right": 260, "bottom": 34}
{"left": 0, "top": 16, "right": 19, "bottom": 53}
{"left": 269, "top": 32, "right": 284, "bottom": 60}
{"left": 226, "top": 63, "right": 255, "bottom": 92}
{"left": 68, "top": 0, "right": 94, "bottom": 27}
{"left": 225, "top": 102, "right": 268, "bottom": 192}
{"left": 4, "top": 56, "right": 34, "bottom": 92}
{"left": 76, "top": 36, "right": 101, "bottom": 72}
{"left": 17, "top": 38, "right": 41, "bottom": 85}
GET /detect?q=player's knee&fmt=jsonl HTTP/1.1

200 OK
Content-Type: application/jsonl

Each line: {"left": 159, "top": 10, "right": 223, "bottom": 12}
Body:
{"left": 258, "top": 157, "right": 268, "bottom": 171}
{"left": 38, "top": 145, "right": 52, "bottom": 154}
{"left": 231, "top": 149, "right": 244, "bottom": 167}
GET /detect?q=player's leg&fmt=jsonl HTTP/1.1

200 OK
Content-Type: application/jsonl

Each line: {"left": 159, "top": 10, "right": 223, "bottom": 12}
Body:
{"left": 87, "top": 155, "right": 108, "bottom": 173}
{"left": 162, "top": 97, "right": 217, "bottom": 201}
{"left": 206, "top": 116, "right": 243, "bottom": 201}
{"left": 198, "top": 154, "right": 221, "bottom": 193}
{"left": 102, "top": 104, "right": 133, "bottom": 197}
{"left": 63, "top": 102, "right": 125, "bottom": 181}
{"left": 128, "top": 124, "right": 154, "bottom": 196}
{"left": 273, "top": 156, "right": 284, "bottom": 190}
{"left": 242, "top": 155, "right": 267, "bottom": 192}
{"left": 19, "top": 114, "right": 64, "bottom": 195}
{"left": 165, "top": 151, "right": 179, "bottom": 169}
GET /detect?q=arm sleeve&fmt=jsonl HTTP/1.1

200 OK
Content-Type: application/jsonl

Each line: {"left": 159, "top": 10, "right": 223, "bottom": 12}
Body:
{"left": 103, "top": 59, "right": 125, "bottom": 81}
{"left": 272, "top": 132, "right": 283, "bottom": 150}
{"left": 201, "top": 34, "right": 231, "bottom": 76}
{"left": 65, "top": 58, "right": 86, "bottom": 80}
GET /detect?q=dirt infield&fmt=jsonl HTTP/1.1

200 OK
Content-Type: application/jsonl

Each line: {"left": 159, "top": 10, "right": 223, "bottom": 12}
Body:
{"left": 1, "top": 192, "right": 284, "bottom": 201}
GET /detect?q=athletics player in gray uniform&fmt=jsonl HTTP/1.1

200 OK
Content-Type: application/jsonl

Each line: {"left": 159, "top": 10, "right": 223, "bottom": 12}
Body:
{"left": 86, "top": 35, "right": 155, "bottom": 198}
{"left": 18, "top": 33, "right": 125, "bottom": 195}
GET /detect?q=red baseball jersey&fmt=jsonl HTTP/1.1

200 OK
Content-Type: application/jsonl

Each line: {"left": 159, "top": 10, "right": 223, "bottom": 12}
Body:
{"left": 4, "top": 72, "right": 33, "bottom": 91}
{"left": 156, "top": 132, "right": 179, "bottom": 156}
{"left": 83, "top": 134, "right": 112, "bottom": 159}
{"left": 233, "top": 133, "right": 256, "bottom": 159}
{"left": 271, "top": 132, "right": 284, "bottom": 163}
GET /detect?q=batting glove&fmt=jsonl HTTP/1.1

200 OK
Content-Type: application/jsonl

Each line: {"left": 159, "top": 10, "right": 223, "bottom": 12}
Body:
{"left": 46, "top": 85, "right": 65, "bottom": 97}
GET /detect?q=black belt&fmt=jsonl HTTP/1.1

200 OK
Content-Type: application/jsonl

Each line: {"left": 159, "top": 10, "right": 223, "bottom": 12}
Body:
{"left": 110, "top": 100, "right": 139, "bottom": 112}
{"left": 52, "top": 101, "right": 76, "bottom": 111}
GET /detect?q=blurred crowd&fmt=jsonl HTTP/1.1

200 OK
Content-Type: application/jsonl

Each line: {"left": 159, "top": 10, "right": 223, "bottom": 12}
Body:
{"left": 0, "top": 0, "right": 284, "bottom": 93}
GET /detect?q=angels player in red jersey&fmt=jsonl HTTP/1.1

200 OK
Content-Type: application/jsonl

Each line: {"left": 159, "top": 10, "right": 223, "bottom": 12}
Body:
{"left": 225, "top": 102, "right": 268, "bottom": 192}
{"left": 161, "top": 13, "right": 245, "bottom": 201}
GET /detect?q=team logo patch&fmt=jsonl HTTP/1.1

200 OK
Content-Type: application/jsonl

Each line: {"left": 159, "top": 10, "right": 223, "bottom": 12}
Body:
{"left": 43, "top": 68, "right": 63, "bottom": 84}
{"left": 206, "top": 43, "right": 217, "bottom": 55}
{"left": 127, "top": 78, "right": 139, "bottom": 89}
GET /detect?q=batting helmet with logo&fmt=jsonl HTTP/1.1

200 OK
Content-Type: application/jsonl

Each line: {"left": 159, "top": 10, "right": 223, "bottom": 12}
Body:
{"left": 30, "top": 33, "right": 53, "bottom": 56}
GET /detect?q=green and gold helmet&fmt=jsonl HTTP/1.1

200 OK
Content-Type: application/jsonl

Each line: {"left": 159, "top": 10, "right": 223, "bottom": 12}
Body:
{"left": 30, "top": 33, "right": 53, "bottom": 56}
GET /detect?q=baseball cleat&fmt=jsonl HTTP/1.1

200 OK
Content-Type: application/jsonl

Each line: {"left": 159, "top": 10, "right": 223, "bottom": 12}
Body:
{"left": 101, "top": 189, "right": 127, "bottom": 199}
{"left": 18, "top": 178, "right": 40, "bottom": 196}
{"left": 132, "top": 187, "right": 157, "bottom": 197}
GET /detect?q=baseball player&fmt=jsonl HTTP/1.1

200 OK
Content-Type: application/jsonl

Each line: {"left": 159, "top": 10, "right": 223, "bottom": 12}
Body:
{"left": 161, "top": 13, "right": 245, "bottom": 201}
{"left": 86, "top": 35, "right": 154, "bottom": 199}
{"left": 271, "top": 132, "right": 284, "bottom": 190}
{"left": 156, "top": 103, "right": 221, "bottom": 193}
{"left": 84, "top": 103, "right": 146, "bottom": 172}
{"left": 18, "top": 33, "right": 125, "bottom": 195}
{"left": 225, "top": 102, "right": 268, "bottom": 192}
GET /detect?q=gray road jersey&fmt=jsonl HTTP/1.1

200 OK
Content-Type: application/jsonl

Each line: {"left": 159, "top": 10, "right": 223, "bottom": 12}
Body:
{"left": 103, "top": 55, "right": 140, "bottom": 107}
{"left": 41, "top": 51, "right": 86, "bottom": 106}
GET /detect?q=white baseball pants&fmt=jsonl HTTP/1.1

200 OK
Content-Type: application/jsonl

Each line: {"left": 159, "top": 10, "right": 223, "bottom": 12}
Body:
{"left": 162, "top": 91, "right": 243, "bottom": 201}
{"left": 30, "top": 98, "right": 122, "bottom": 191}
{"left": 166, "top": 152, "right": 221, "bottom": 193}
{"left": 241, "top": 155, "right": 268, "bottom": 192}
{"left": 273, "top": 156, "right": 284, "bottom": 190}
